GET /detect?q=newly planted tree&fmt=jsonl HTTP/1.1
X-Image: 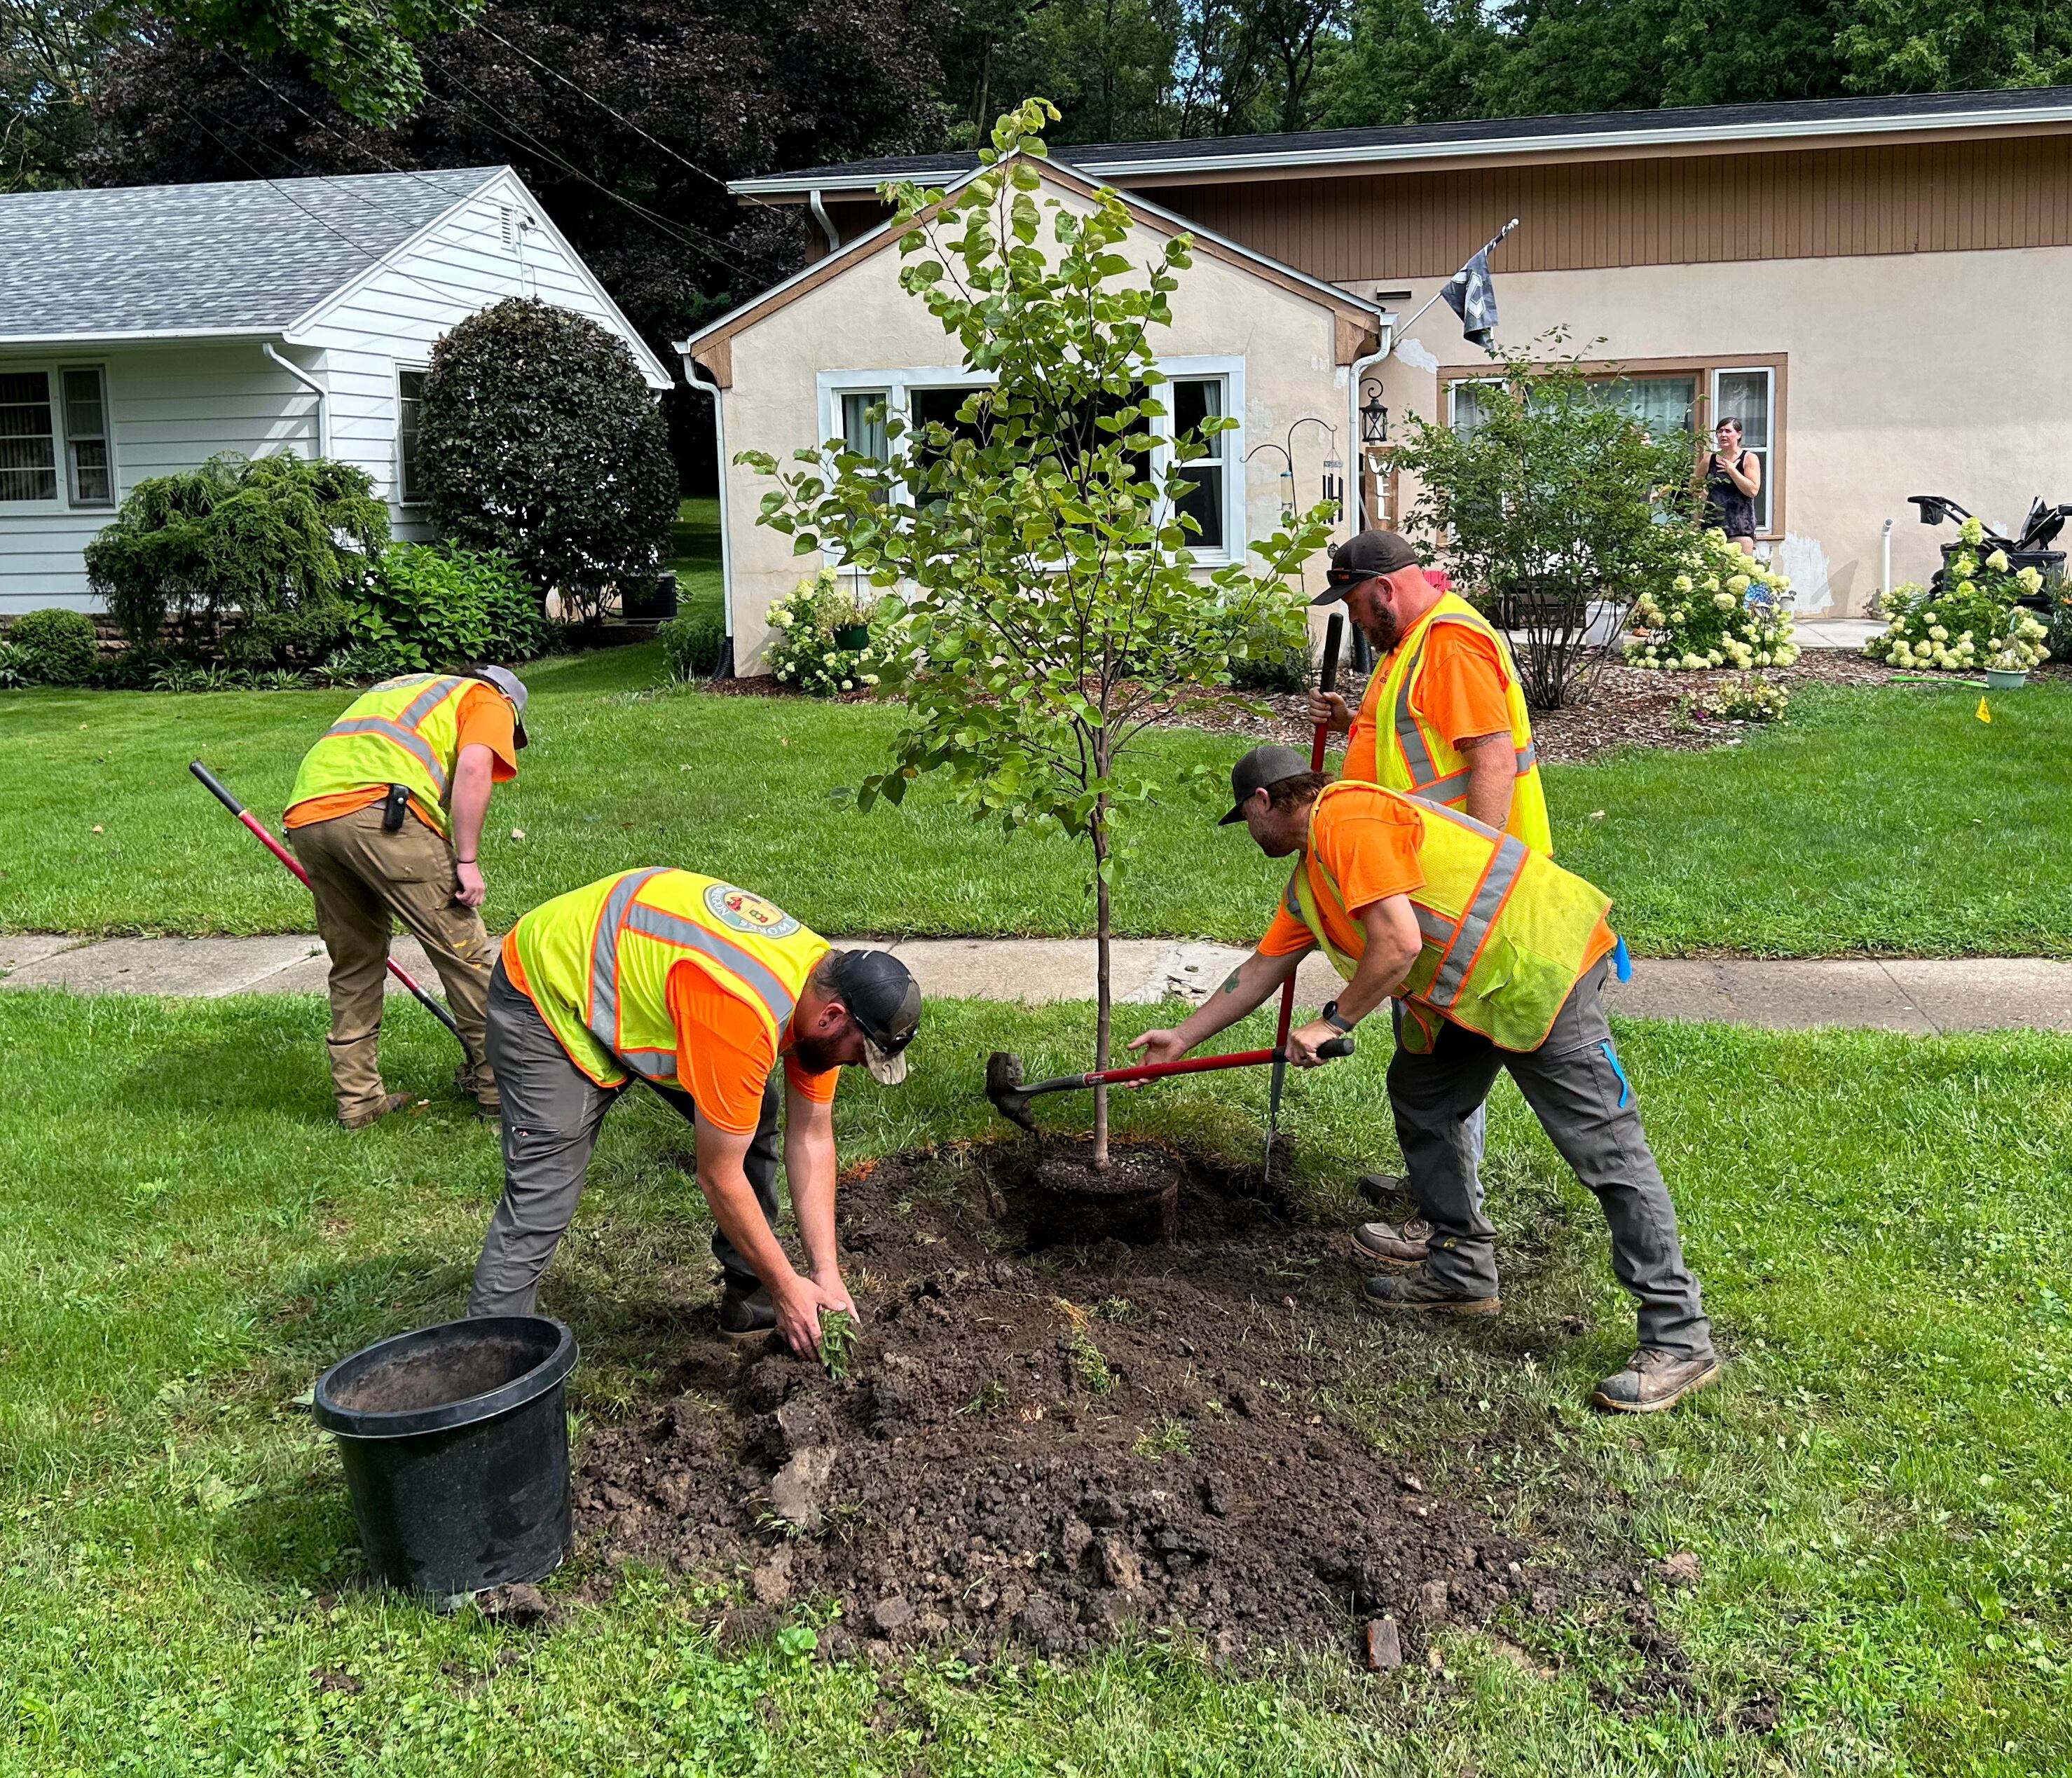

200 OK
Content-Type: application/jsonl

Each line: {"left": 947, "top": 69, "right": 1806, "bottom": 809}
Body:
{"left": 741, "top": 99, "right": 1331, "bottom": 1165}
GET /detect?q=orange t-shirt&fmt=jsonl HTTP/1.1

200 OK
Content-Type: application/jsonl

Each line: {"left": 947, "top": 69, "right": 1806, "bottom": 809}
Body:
{"left": 498, "top": 937, "right": 839, "bottom": 1135}
{"left": 284, "top": 684, "right": 519, "bottom": 831}
{"left": 1259, "top": 784, "right": 1427, "bottom": 959}
{"left": 1344, "top": 622, "right": 1512, "bottom": 783}
{"left": 1258, "top": 783, "right": 1616, "bottom": 978}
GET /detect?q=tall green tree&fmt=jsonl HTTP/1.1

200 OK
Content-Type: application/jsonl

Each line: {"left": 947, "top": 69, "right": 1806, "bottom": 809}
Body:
{"left": 0, "top": 1, "right": 122, "bottom": 188}
{"left": 940, "top": 0, "right": 1181, "bottom": 145}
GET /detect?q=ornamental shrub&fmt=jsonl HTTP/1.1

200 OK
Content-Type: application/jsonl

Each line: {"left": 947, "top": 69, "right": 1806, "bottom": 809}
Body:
{"left": 417, "top": 298, "right": 677, "bottom": 627}
{"left": 1626, "top": 528, "right": 1799, "bottom": 671}
{"left": 661, "top": 595, "right": 725, "bottom": 681}
{"left": 336, "top": 542, "right": 547, "bottom": 678}
{"left": 764, "top": 570, "right": 884, "bottom": 697}
{"left": 84, "top": 453, "right": 387, "bottom": 652}
{"left": 1865, "top": 517, "right": 2050, "bottom": 671}
{"left": 1697, "top": 673, "right": 1790, "bottom": 723}
{"left": 1223, "top": 594, "right": 1313, "bottom": 693}
{"left": 0, "top": 642, "right": 31, "bottom": 688}
{"left": 6, "top": 607, "right": 98, "bottom": 684}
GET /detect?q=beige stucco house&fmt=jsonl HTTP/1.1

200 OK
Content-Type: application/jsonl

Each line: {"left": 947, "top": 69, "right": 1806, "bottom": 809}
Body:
{"left": 729, "top": 86, "right": 2072, "bottom": 623}
{"left": 678, "top": 159, "right": 1387, "bottom": 671}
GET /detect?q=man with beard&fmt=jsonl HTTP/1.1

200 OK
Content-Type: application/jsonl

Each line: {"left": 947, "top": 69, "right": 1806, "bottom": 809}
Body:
{"left": 1301, "top": 529, "right": 1552, "bottom": 1273}
{"left": 465, "top": 868, "right": 921, "bottom": 1356}
{"left": 1304, "top": 529, "right": 1550, "bottom": 854}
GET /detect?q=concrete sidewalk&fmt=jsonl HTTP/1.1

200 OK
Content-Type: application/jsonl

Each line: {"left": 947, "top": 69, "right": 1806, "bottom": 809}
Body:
{"left": 5, "top": 929, "right": 2071, "bottom": 1035}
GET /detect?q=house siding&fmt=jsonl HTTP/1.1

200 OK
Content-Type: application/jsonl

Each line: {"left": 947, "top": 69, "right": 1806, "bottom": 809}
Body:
{"left": 0, "top": 342, "right": 315, "bottom": 614}
{"left": 1137, "top": 133, "right": 2072, "bottom": 281}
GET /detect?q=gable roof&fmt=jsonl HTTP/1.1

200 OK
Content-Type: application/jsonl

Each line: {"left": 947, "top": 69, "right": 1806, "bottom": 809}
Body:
{"left": 0, "top": 166, "right": 504, "bottom": 343}
{"left": 679, "top": 154, "right": 1386, "bottom": 386}
{"left": 735, "top": 84, "right": 2072, "bottom": 196}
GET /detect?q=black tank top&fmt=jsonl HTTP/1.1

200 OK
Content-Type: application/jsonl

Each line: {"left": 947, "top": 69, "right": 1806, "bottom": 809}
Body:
{"left": 1703, "top": 451, "right": 1757, "bottom": 538}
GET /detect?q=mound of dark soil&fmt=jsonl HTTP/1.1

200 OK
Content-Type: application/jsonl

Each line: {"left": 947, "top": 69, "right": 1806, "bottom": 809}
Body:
{"left": 574, "top": 1142, "right": 1678, "bottom": 1677}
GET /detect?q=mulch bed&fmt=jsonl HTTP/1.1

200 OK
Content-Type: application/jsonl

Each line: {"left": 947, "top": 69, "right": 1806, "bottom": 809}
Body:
{"left": 701, "top": 652, "right": 1944, "bottom": 765}
{"left": 572, "top": 1140, "right": 1694, "bottom": 1691}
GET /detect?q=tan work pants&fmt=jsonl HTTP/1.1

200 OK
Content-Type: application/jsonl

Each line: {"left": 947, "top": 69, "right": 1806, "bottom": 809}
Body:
{"left": 289, "top": 803, "right": 496, "bottom": 1121}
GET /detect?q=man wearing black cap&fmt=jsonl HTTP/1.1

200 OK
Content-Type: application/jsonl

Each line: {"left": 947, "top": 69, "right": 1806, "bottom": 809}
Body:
{"left": 465, "top": 868, "right": 921, "bottom": 1357}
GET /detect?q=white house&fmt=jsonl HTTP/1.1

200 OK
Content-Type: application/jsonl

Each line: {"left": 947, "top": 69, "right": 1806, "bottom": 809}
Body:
{"left": 0, "top": 165, "right": 670, "bottom": 617}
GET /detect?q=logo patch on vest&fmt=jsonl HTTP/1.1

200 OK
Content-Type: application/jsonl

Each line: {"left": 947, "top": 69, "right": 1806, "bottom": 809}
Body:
{"left": 704, "top": 882, "right": 800, "bottom": 938}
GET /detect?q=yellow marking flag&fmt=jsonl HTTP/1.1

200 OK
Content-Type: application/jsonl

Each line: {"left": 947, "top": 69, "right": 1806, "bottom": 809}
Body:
{"left": 1977, "top": 697, "right": 1992, "bottom": 723}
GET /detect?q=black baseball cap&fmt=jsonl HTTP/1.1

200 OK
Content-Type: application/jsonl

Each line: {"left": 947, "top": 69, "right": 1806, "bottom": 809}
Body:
{"left": 1218, "top": 743, "right": 1310, "bottom": 825}
{"left": 824, "top": 949, "right": 921, "bottom": 1084}
{"left": 1312, "top": 528, "right": 1422, "bottom": 605}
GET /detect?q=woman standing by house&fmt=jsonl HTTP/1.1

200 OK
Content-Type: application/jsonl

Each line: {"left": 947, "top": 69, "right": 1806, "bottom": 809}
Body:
{"left": 1700, "top": 417, "right": 1761, "bottom": 554}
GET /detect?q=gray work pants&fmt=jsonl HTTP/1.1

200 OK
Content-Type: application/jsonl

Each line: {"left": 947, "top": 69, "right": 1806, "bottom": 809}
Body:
{"left": 466, "top": 963, "right": 782, "bottom": 1318}
{"left": 1387, "top": 959, "right": 1713, "bottom": 1359}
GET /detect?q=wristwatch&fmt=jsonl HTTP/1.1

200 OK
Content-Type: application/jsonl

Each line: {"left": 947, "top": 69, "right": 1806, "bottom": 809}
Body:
{"left": 1320, "top": 999, "right": 1359, "bottom": 1034}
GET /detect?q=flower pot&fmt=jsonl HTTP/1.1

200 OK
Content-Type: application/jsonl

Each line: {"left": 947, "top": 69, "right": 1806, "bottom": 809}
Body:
{"left": 834, "top": 624, "right": 870, "bottom": 652}
{"left": 1984, "top": 666, "right": 2029, "bottom": 690}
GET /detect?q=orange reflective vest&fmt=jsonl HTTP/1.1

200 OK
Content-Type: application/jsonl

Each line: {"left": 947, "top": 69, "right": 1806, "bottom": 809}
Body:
{"left": 1287, "top": 781, "right": 1608, "bottom": 1053}
{"left": 288, "top": 673, "right": 479, "bottom": 840}
{"left": 1352, "top": 591, "right": 1553, "bottom": 856}
{"left": 509, "top": 868, "right": 829, "bottom": 1090}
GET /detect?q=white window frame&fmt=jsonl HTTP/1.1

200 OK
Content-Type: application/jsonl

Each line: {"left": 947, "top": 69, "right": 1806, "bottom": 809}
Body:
{"left": 0, "top": 360, "right": 116, "bottom": 512}
{"left": 1709, "top": 364, "right": 1775, "bottom": 535}
{"left": 395, "top": 364, "right": 430, "bottom": 507}
{"left": 814, "top": 355, "right": 1247, "bottom": 566}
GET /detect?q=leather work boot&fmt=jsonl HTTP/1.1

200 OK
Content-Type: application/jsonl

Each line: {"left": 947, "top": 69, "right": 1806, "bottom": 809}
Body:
{"left": 718, "top": 1278, "right": 776, "bottom": 1344}
{"left": 1591, "top": 1348, "right": 1723, "bottom": 1414}
{"left": 455, "top": 1063, "right": 501, "bottom": 1118}
{"left": 341, "top": 1091, "right": 413, "bottom": 1131}
{"left": 1352, "top": 1215, "right": 1432, "bottom": 1269}
{"left": 1362, "top": 1266, "right": 1500, "bottom": 1318}
{"left": 1357, "top": 1170, "right": 1406, "bottom": 1207}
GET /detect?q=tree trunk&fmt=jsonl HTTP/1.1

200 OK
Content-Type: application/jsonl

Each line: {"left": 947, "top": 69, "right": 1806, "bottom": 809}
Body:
{"left": 1091, "top": 793, "right": 1112, "bottom": 1170}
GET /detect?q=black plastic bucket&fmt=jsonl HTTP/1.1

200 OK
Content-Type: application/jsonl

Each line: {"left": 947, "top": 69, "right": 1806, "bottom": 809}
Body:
{"left": 312, "top": 1315, "right": 577, "bottom": 1601}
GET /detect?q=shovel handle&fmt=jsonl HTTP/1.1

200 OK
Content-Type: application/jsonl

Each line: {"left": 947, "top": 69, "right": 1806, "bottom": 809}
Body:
{"left": 1027, "top": 1033, "right": 1355, "bottom": 1097}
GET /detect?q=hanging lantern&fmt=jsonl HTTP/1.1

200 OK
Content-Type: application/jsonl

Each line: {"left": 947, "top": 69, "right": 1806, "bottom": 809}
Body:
{"left": 1359, "top": 380, "right": 1390, "bottom": 446}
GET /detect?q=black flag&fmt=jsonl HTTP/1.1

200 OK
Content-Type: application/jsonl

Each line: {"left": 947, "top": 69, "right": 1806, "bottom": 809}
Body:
{"left": 1441, "top": 247, "right": 1499, "bottom": 348}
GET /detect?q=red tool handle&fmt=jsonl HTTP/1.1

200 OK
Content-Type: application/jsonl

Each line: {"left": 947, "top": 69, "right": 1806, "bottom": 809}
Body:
{"left": 188, "top": 760, "right": 462, "bottom": 1040}
{"left": 1271, "top": 612, "right": 1347, "bottom": 1052}
{"left": 1062, "top": 1034, "right": 1355, "bottom": 1094}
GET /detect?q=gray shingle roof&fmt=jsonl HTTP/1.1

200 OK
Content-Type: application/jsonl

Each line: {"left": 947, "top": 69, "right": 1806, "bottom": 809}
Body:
{"left": 0, "top": 167, "right": 505, "bottom": 341}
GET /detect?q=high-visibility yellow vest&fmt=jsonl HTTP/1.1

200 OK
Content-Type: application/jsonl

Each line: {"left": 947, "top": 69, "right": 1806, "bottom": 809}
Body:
{"left": 288, "top": 673, "right": 479, "bottom": 839}
{"left": 511, "top": 868, "right": 829, "bottom": 1090}
{"left": 1354, "top": 591, "right": 1553, "bottom": 856}
{"left": 1287, "top": 781, "right": 1609, "bottom": 1053}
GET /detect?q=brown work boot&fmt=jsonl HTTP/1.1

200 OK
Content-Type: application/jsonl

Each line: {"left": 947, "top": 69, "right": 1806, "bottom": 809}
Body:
{"left": 1352, "top": 1215, "right": 1432, "bottom": 1269}
{"left": 1361, "top": 1266, "right": 1500, "bottom": 1318}
{"left": 1591, "top": 1348, "right": 1722, "bottom": 1414}
{"left": 341, "top": 1091, "right": 413, "bottom": 1131}
{"left": 718, "top": 1278, "right": 776, "bottom": 1345}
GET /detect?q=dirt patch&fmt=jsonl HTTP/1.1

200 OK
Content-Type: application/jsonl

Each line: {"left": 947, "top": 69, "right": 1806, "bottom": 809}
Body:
{"left": 572, "top": 1142, "right": 1680, "bottom": 1678}
{"left": 329, "top": 1329, "right": 553, "bottom": 1414}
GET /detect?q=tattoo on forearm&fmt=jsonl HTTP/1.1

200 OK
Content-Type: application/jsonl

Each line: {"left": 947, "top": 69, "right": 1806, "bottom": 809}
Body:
{"left": 1219, "top": 969, "right": 1243, "bottom": 994}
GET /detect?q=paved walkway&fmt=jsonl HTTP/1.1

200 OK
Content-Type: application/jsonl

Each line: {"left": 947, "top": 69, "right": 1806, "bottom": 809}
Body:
{"left": 5, "top": 930, "right": 2070, "bottom": 1035}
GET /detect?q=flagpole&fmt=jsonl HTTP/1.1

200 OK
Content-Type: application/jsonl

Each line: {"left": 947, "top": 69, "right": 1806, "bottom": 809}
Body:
{"left": 1388, "top": 217, "right": 1521, "bottom": 344}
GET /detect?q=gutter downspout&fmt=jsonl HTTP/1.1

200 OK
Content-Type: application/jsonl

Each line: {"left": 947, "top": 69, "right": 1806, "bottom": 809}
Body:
{"left": 683, "top": 353, "right": 736, "bottom": 680}
{"left": 1881, "top": 517, "right": 1894, "bottom": 606}
{"left": 1347, "top": 319, "right": 1394, "bottom": 531}
{"left": 807, "top": 188, "right": 842, "bottom": 259}
{"left": 263, "top": 342, "right": 329, "bottom": 460}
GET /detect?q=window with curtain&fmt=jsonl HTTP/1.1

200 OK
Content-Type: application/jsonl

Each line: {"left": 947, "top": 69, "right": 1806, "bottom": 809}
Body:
{"left": 1169, "top": 376, "right": 1227, "bottom": 552}
{"left": 61, "top": 367, "right": 110, "bottom": 506}
{"left": 0, "top": 371, "right": 56, "bottom": 502}
{"left": 397, "top": 369, "right": 427, "bottom": 503}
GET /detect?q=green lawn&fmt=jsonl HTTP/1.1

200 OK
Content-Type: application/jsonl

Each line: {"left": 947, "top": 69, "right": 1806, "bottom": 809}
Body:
{"left": 5, "top": 646, "right": 2071, "bottom": 955}
{"left": 1, "top": 990, "right": 2066, "bottom": 1772}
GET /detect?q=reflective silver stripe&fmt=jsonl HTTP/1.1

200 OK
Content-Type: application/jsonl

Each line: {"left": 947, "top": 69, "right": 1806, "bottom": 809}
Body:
{"left": 620, "top": 904, "right": 799, "bottom": 1025}
{"left": 1425, "top": 833, "right": 1528, "bottom": 1009}
{"left": 399, "top": 675, "right": 469, "bottom": 728}
{"left": 1516, "top": 741, "right": 1537, "bottom": 772}
{"left": 587, "top": 868, "right": 668, "bottom": 1050}
{"left": 1415, "top": 904, "right": 1453, "bottom": 946}
{"left": 621, "top": 1051, "right": 677, "bottom": 1081}
{"left": 1411, "top": 771, "right": 1471, "bottom": 805}
{"left": 1284, "top": 870, "right": 1303, "bottom": 919}
{"left": 322, "top": 716, "right": 450, "bottom": 793}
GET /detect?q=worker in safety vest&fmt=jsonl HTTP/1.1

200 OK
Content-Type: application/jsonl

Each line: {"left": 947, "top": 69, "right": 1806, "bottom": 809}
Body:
{"left": 465, "top": 868, "right": 921, "bottom": 1356}
{"left": 1305, "top": 528, "right": 1549, "bottom": 1270}
{"left": 1129, "top": 746, "right": 1719, "bottom": 1414}
{"left": 284, "top": 666, "right": 528, "bottom": 1128}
